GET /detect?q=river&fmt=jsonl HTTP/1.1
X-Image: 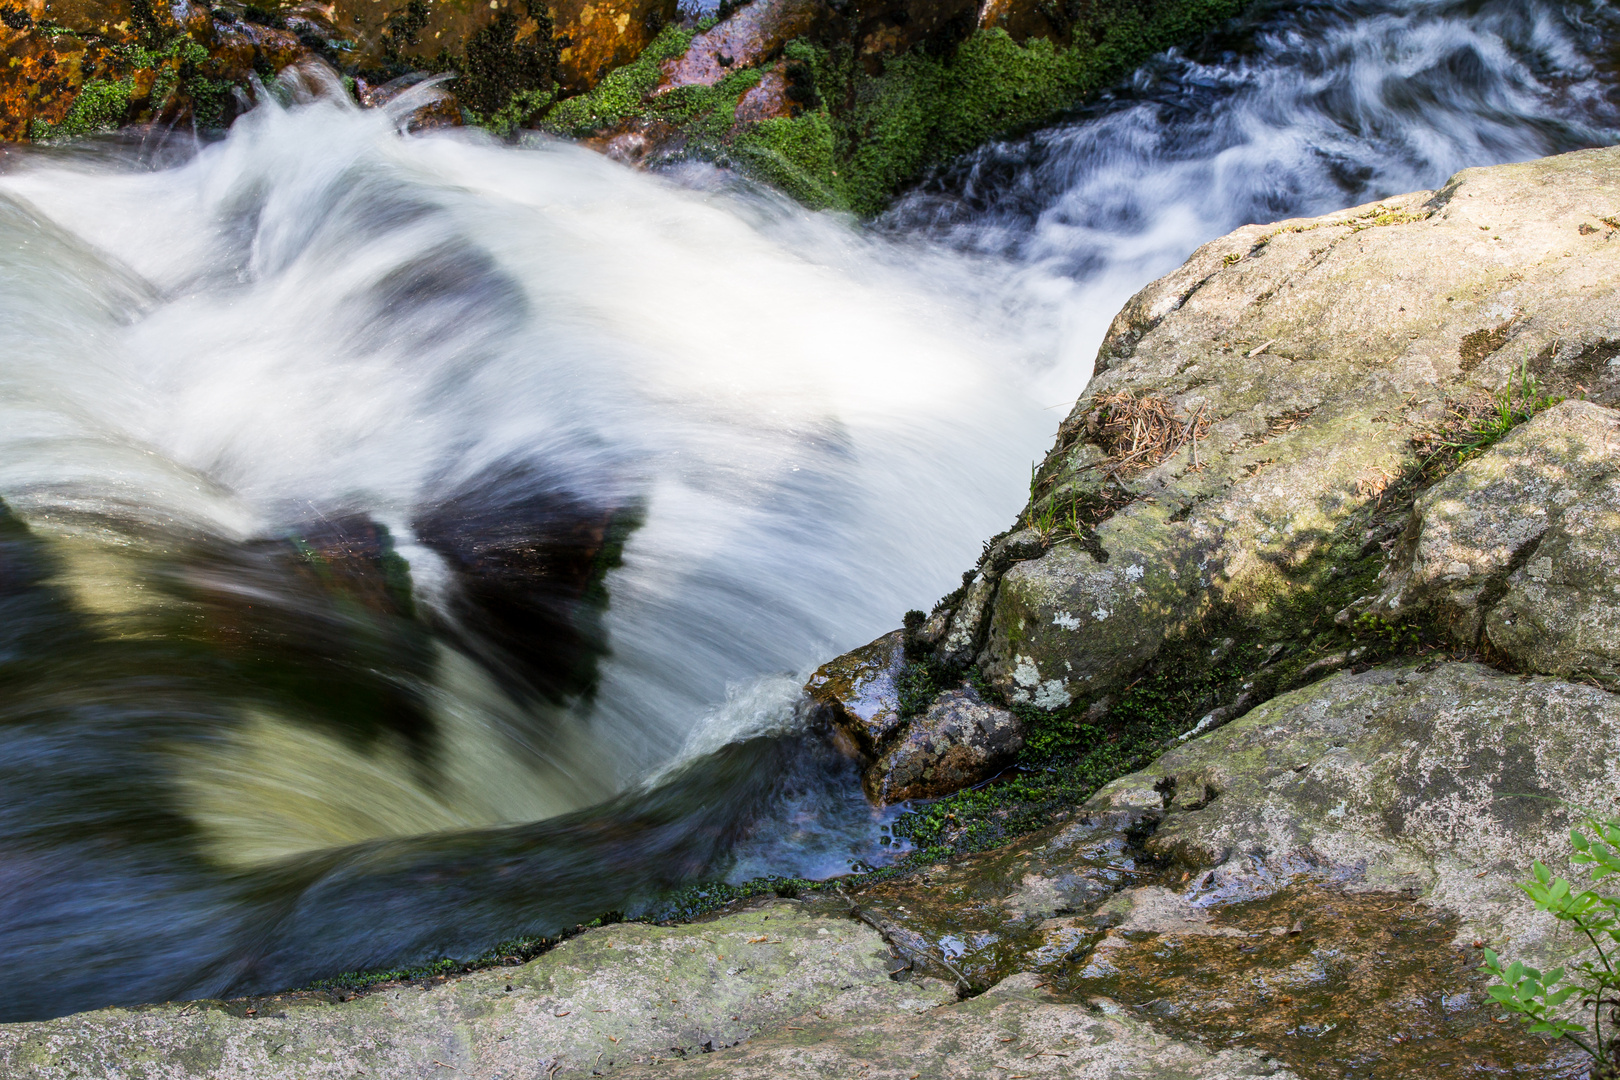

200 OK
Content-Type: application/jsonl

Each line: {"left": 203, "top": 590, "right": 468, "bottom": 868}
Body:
{"left": 0, "top": 0, "right": 1614, "bottom": 1020}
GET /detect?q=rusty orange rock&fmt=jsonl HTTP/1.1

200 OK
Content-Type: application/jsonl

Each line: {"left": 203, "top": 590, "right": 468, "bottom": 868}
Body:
{"left": 324, "top": 0, "right": 674, "bottom": 96}
{"left": 0, "top": 0, "right": 316, "bottom": 142}
{"left": 549, "top": 0, "right": 673, "bottom": 89}
{"left": 0, "top": 13, "right": 88, "bottom": 140}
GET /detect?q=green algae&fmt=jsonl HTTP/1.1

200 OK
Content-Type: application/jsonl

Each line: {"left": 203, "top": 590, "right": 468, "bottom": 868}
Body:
{"left": 28, "top": 77, "right": 135, "bottom": 139}
{"left": 27, "top": 33, "right": 240, "bottom": 140}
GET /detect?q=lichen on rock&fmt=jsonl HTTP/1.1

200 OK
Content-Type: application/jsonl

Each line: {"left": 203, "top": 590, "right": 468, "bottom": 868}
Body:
{"left": 1371, "top": 398, "right": 1620, "bottom": 689}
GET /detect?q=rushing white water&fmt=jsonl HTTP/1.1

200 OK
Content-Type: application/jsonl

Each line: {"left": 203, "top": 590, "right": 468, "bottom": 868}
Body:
{"left": 0, "top": 73, "right": 1055, "bottom": 855}
{"left": 0, "top": 0, "right": 1616, "bottom": 1021}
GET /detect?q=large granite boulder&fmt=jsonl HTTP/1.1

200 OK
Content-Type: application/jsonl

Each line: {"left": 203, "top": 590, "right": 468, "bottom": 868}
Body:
{"left": 922, "top": 145, "right": 1620, "bottom": 724}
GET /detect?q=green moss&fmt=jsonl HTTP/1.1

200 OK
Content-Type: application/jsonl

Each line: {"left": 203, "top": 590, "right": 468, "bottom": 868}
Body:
{"left": 30, "top": 78, "right": 134, "bottom": 139}
{"left": 837, "top": 0, "right": 1244, "bottom": 215}
{"left": 837, "top": 32, "right": 1083, "bottom": 216}
{"left": 544, "top": 24, "right": 694, "bottom": 134}
{"left": 30, "top": 31, "right": 250, "bottom": 142}
{"left": 730, "top": 111, "right": 841, "bottom": 209}
{"left": 530, "top": 0, "right": 1243, "bottom": 214}
{"left": 304, "top": 930, "right": 560, "bottom": 993}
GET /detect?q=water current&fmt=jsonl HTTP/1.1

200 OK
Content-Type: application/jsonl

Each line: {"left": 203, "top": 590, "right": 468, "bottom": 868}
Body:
{"left": 1, "top": 0, "right": 1616, "bottom": 1021}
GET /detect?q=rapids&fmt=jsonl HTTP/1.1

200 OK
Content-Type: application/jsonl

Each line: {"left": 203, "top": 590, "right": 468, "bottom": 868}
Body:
{"left": 0, "top": 0, "right": 1616, "bottom": 1020}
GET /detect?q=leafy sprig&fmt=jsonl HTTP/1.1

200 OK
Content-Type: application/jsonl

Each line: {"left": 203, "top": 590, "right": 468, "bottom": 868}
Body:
{"left": 1485, "top": 816, "right": 1620, "bottom": 1069}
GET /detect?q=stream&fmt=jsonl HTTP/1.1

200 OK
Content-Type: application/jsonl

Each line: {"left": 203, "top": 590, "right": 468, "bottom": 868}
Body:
{"left": 1, "top": 0, "right": 1616, "bottom": 1021}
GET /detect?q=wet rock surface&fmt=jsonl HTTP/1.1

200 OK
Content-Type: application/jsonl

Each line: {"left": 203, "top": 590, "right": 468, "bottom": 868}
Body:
{"left": 0, "top": 0, "right": 306, "bottom": 139}
{"left": 656, "top": 0, "right": 823, "bottom": 91}
{"left": 0, "top": 0, "right": 673, "bottom": 142}
{"left": 805, "top": 629, "right": 910, "bottom": 756}
{"left": 805, "top": 632, "right": 1026, "bottom": 803}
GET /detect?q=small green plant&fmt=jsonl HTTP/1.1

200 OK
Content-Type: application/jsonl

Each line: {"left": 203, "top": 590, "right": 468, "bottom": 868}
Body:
{"left": 1422, "top": 356, "right": 1563, "bottom": 477}
{"left": 1483, "top": 812, "right": 1620, "bottom": 1076}
{"left": 1350, "top": 612, "right": 1423, "bottom": 654}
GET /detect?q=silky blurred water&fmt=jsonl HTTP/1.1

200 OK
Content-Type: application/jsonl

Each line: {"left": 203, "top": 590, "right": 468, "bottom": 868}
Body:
{"left": 0, "top": 0, "right": 1615, "bottom": 1020}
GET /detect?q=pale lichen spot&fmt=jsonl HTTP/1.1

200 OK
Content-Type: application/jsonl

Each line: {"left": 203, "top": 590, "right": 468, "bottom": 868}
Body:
{"left": 1033, "top": 679, "right": 1071, "bottom": 710}
{"left": 1053, "top": 610, "right": 1081, "bottom": 630}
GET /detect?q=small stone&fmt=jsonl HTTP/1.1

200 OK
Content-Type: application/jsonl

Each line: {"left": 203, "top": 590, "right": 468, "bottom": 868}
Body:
{"left": 867, "top": 686, "right": 1024, "bottom": 803}
{"left": 804, "top": 630, "right": 908, "bottom": 755}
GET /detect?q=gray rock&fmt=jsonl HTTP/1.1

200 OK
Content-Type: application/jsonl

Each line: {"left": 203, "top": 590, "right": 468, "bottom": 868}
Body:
{"left": 804, "top": 634, "right": 1026, "bottom": 804}
{"left": 0, "top": 902, "right": 956, "bottom": 1080}
{"left": 971, "top": 144, "right": 1620, "bottom": 711}
{"left": 1087, "top": 660, "right": 1620, "bottom": 969}
{"left": 613, "top": 973, "right": 1298, "bottom": 1079}
{"left": 1372, "top": 399, "right": 1620, "bottom": 687}
{"left": 935, "top": 571, "right": 997, "bottom": 668}
{"left": 869, "top": 686, "right": 1024, "bottom": 803}
{"left": 804, "top": 630, "right": 910, "bottom": 757}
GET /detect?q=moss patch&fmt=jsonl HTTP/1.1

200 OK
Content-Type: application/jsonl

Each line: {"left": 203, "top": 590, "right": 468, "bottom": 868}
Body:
{"left": 544, "top": 24, "right": 695, "bottom": 132}
{"left": 521, "top": 0, "right": 1246, "bottom": 214}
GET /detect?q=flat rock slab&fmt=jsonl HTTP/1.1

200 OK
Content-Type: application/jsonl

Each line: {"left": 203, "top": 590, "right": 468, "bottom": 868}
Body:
{"left": 612, "top": 974, "right": 1297, "bottom": 1079}
{"left": 1089, "top": 660, "right": 1620, "bottom": 967}
{"left": 0, "top": 902, "right": 954, "bottom": 1079}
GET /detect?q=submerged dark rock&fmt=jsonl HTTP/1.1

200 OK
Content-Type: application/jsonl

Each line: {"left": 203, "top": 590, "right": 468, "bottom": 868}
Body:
{"left": 415, "top": 467, "right": 641, "bottom": 706}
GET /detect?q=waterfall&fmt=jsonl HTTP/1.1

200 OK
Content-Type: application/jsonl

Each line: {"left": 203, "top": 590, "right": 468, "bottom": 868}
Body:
{"left": 0, "top": 0, "right": 1614, "bottom": 1020}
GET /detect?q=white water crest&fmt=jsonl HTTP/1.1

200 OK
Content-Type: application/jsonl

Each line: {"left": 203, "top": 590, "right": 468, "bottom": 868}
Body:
{"left": 0, "top": 0, "right": 1617, "bottom": 1021}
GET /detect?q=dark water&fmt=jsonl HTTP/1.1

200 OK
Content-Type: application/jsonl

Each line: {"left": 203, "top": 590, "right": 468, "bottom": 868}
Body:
{"left": 1, "top": 0, "right": 1617, "bottom": 1022}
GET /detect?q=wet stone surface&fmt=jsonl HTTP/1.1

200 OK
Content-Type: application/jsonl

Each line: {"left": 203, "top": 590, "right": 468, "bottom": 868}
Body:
{"left": 1045, "top": 883, "right": 1585, "bottom": 1080}
{"left": 811, "top": 810, "right": 1160, "bottom": 990}
{"left": 804, "top": 629, "right": 910, "bottom": 757}
{"left": 868, "top": 686, "right": 1024, "bottom": 803}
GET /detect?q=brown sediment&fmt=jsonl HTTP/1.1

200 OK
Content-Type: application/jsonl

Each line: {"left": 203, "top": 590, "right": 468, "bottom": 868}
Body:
{"left": 1046, "top": 882, "right": 1586, "bottom": 1079}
